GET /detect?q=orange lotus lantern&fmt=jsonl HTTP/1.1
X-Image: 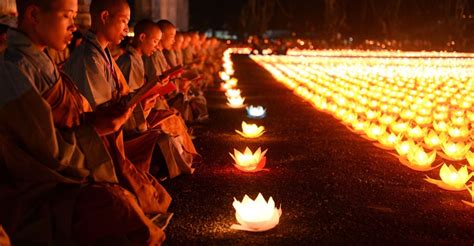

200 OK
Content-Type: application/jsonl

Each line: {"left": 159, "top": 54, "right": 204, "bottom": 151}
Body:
{"left": 230, "top": 147, "right": 268, "bottom": 172}
{"left": 236, "top": 121, "right": 265, "bottom": 138}
{"left": 426, "top": 164, "right": 472, "bottom": 191}
{"left": 440, "top": 141, "right": 471, "bottom": 161}
{"left": 231, "top": 193, "right": 282, "bottom": 232}
{"left": 227, "top": 96, "right": 246, "bottom": 108}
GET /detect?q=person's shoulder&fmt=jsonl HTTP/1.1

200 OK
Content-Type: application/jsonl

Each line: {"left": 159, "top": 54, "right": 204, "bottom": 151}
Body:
{"left": 0, "top": 58, "right": 36, "bottom": 106}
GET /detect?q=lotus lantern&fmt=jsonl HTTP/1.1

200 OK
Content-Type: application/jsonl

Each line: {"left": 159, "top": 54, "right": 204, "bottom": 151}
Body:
{"left": 246, "top": 105, "right": 267, "bottom": 119}
{"left": 395, "top": 139, "right": 416, "bottom": 157}
{"left": 406, "top": 146, "right": 436, "bottom": 169}
{"left": 440, "top": 141, "right": 471, "bottom": 161}
{"left": 466, "top": 151, "right": 474, "bottom": 168}
{"left": 219, "top": 71, "right": 231, "bottom": 81}
{"left": 236, "top": 121, "right": 265, "bottom": 138}
{"left": 406, "top": 125, "right": 426, "bottom": 140}
{"left": 230, "top": 147, "right": 268, "bottom": 172}
{"left": 423, "top": 130, "right": 447, "bottom": 150}
{"left": 227, "top": 96, "right": 245, "bottom": 108}
{"left": 426, "top": 164, "right": 472, "bottom": 191}
{"left": 231, "top": 193, "right": 282, "bottom": 232}
{"left": 390, "top": 121, "right": 409, "bottom": 134}
{"left": 225, "top": 89, "right": 241, "bottom": 98}
{"left": 365, "top": 123, "right": 386, "bottom": 140}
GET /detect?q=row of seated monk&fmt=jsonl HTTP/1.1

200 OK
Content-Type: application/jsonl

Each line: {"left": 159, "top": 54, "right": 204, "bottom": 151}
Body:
{"left": 0, "top": 0, "right": 227, "bottom": 245}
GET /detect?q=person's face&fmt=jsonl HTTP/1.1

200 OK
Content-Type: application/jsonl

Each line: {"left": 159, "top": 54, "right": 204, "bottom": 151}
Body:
{"left": 102, "top": 4, "right": 130, "bottom": 45}
{"left": 35, "top": 0, "right": 78, "bottom": 51}
{"left": 173, "top": 35, "right": 183, "bottom": 49}
{"left": 140, "top": 28, "right": 161, "bottom": 56}
{"left": 160, "top": 27, "right": 176, "bottom": 50}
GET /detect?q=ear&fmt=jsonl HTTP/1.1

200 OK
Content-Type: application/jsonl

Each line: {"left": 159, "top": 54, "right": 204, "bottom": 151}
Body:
{"left": 24, "top": 5, "right": 41, "bottom": 24}
{"left": 100, "top": 10, "right": 109, "bottom": 24}
{"left": 139, "top": 33, "right": 146, "bottom": 42}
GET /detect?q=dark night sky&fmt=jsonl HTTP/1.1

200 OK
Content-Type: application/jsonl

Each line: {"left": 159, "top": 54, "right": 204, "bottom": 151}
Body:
{"left": 189, "top": 0, "right": 325, "bottom": 33}
{"left": 189, "top": 0, "right": 474, "bottom": 42}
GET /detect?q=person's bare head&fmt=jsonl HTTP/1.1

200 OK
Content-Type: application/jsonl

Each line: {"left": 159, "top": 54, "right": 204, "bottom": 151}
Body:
{"left": 132, "top": 19, "right": 162, "bottom": 56}
{"left": 191, "top": 32, "right": 200, "bottom": 46}
{"left": 173, "top": 32, "right": 183, "bottom": 50}
{"left": 156, "top": 19, "right": 176, "bottom": 50}
{"left": 90, "top": 0, "right": 130, "bottom": 45}
{"left": 16, "top": 0, "right": 77, "bottom": 51}
{"left": 182, "top": 33, "right": 191, "bottom": 48}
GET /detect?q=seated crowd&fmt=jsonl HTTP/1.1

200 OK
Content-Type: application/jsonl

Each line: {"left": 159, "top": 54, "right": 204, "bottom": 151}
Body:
{"left": 0, "top": 0, "right": 226, "bottom": 245}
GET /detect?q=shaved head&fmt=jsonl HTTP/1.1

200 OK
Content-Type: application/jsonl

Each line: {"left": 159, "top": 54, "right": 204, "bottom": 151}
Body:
{"left": 90, "top": 0, "right": 129, "bottom": 17}
{"left": 134, "top": 19, "right": 160, "bottom": 37}
{"left": 16, "top": 0, "right": 56, "bottom": 22}
{"left": 157, "top": 19, "right": 175, "bottom": 32}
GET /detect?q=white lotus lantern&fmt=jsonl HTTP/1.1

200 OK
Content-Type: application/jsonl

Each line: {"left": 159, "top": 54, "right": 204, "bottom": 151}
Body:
{"left": 231, "top": 193, "right": 282, "bottom": 232}
{"left": 426, "top": 164, "right": 473, "bottom": 191}
{"left": 225, "top": 89, "right": 241, "bottom": 98}
{"left": 246, "top": 105, "right": 267, "bottom": 119}
{"left": 220, "top": 71, "right": 231, "bottom": 81}
{"left": 229, "top": 147, "right": 268, "bottom": 172}
{"left": 236, "top": 121, "right": 265, "bottom": 138}
{"left": 227, "top": 96, "right": 245, "bottom": 108}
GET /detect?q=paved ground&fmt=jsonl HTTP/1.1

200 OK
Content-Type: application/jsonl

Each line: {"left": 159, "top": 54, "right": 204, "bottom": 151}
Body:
{"left": 162, "top": 55, "right": 474, "bottom": 245}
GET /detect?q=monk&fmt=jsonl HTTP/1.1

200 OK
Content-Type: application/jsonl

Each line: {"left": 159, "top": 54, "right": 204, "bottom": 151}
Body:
{"left": 154, "top": 20, "right": 209, "bottom": 123}
{"left": 117, "top": 19, "right": 199, "bottom": 178}
{"left": 0, "top": 0, "right": 167, "bottom": 244}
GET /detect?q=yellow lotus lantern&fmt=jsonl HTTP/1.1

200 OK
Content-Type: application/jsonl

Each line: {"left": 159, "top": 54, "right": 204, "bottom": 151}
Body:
{"left": 395, "top": 139, "right": 416, "bottom": 157}
{"left": 230, "top": 193, "right": 282, "bottom": 232}
{"left": 466, "top": 151, "right": 474, "bottom": 168}
{"left": 426, "top": 164, "right": 472, "bottom": 191}
{"left": 440, "top": 141, "right": 471, "bottom": 161}
{"left": 227, "top": 96, "right": 246, "bottom": 108}
{"left": 375, "top": 132, "right": 400, "bottom": 150}
{"left": 406, "top": 125, "right": 426, "bottom": 140}
{"left": 236, "top": 121, "right": 265, "bottom": 138}
{"left": 433, "top": 121, "right": 449, "bottom": 132}
{"left": 390, "top": 121, "right": 409, "bottom": 135}
{"left": 365, "top": 123, "right": 386, "bottom": 140}
{"left": 447, "top": 125, "right": 470, "bottom": 140}
{"left": 225, "top": 89, "right": 241, "bottom": 98}
{"left": 423, "top": 130, "right": 446, "bottom": 150}
{"left": 229, "top": 147, "right": 268, "bottom": 172}
{"left": 400, "top": 145, "right": 437, "bottom": 171}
